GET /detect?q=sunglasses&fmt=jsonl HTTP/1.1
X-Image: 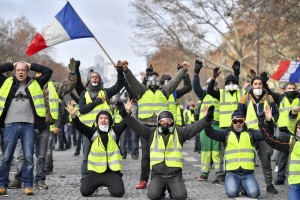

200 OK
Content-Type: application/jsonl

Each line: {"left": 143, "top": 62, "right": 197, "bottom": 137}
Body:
{"left": 232, "top": 118, "right": 244, "bottom": 124}
{"left": 159, "top": 118, "right": 173, "bottom": 126}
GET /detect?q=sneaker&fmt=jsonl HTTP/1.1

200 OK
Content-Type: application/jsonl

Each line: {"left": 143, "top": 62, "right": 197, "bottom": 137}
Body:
{"left": 135, "top": 180, "right": 147, "bottom": 189}
{"left": 266, "top": 184, "right": 278, "bottom": 194}
{"left": 24, "top": 187, "right": 34, "bottom": 195}
{"left": 197, "top": 174, "right": 208, "bottom": 181}
{"left": 35, "top": 181, "right": 48, "bottom": 189}
{"left": 8, "top": 179, "right": 22, "bottom": 189}
{"left": 274, "top": 165, "right": 278, "bottom": 173}
{"left": 0, "top": 187, "right": 7, "bottom": 195}
{"left": 73, "top": 151, "right": 80, "bottom": 156}
{"left": 274, "top": 179, "right": 285, "bottom": 185}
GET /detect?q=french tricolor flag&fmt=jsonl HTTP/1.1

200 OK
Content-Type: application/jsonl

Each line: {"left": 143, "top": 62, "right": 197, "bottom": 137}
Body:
{"left": 26, "top": 2, "right": 94, "bottom": 56}
{"left": 270, "top": 60, "right": 300, "bottom": 83}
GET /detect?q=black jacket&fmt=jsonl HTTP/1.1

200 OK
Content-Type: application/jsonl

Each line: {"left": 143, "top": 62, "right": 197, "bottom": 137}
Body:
{"left": 0, "top": 63, "right": 52, "bottom": 131}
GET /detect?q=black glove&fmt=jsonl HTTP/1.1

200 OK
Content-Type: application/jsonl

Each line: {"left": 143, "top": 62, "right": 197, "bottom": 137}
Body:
{"left": 146, "top": 65, "right": 153, "bottom": 76}
{"left": 194, "top": 59, "right": 203, "bottom": 74}
{"left": 232, "top": 61, "right": 240, "bottom": 76}
{"left": 75, "top": 60, "right": 80, "bottom": 73}
{"left": 213, "top": 67, "right": 221, "bottom": 79}
{"left": 177, "top": 63, "right": 183, "bottom": 70}
{"left": 116, "top": 102, "right": 127, "bottom": 118}
{"left": 205, "top": 105, "right": 215, "bottom": 122}
{"left": 247, "top": 69, "right": 256, "bottom": 80}
{"left": 260, "top": 71, "right": 269, "bottom": 85}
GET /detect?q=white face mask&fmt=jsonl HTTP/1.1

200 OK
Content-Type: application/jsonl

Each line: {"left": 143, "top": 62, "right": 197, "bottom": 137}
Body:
{"left": 225, "top": 84, "right": 238, "bottom": 91}
{"left": 91, "top": 82, "right": 98, "bottom": 86}
{"left": 253, "top": 88, "right": 263, "bottom": 96}
{"left": 98, "top": 124, "right": 109, "bottom": 132}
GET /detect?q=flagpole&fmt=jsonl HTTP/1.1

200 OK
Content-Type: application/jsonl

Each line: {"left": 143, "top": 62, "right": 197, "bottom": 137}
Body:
{"left": 71, "top": 3, "right": 116, "bottom": 67}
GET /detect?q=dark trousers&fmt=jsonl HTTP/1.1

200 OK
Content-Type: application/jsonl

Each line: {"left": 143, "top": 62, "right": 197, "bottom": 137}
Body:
{"left": 148, "top": 176, "right": 187, "bottom": 200}
{"left": 277, "top": 130, "right": 291, "bottom": 181}
{"left": 81, "top": 135, "right": 91, "bottom": 181}
{"left": 257, "top": 140, "right": 274, "bottom": 186}
{"left": 80, "top": 170, "right": 124, "bottom": 197}
{"left": 58, "top": 125, "right": 68, "bottom": 150}
{"left": 140, "top": 136, "right": 150, "bottom": 181}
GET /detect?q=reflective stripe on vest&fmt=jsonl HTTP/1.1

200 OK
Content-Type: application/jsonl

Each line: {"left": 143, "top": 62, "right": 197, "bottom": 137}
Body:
{"left": 79, "top": 90, "right": 111, "bottom": 127}
{"left": 168, "top": 93, "right": 177, "bottom": 116}
{"left": 138, "top": 90, "right": 168, "bottom": 119}
{"left": 199, "top": 94, "right": 220, "bottom": 121}
{"left": 28, "top": 80, "right": 46, "bottom": 117}
{"left": 245, "top": 99, "right": 268, "bottom": 129}
{"left": 150, "top": 129, "right": 183, "bottom": 169}
{"left": 88, "top": 130, "right": 122, "bottom": 173}
{"left": 48, "top": 81, "right": 60, "bottom": 120}
{"left": 175, "top": 104, "right": 183, "bottom": 126}
{"left": 288, "top": 136, "right": 300, "bottom": 185}
{"left": 219, "top": 89, "right": 243, "bottom": 128}
{"left": 278, "top": 97, "right": 300, "bottom": 128}
{"left": 225, "top": 131, "right": 255, "bottom": 171}
{"left": 0, "top": 78, "right": 13, "bottom": 116}
{"left": 113, "top": 108, "right": 122, "bottom": 124}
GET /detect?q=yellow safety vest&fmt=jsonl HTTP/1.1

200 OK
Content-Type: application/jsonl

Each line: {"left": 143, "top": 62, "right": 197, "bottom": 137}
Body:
{"left": 278, "top": 97, "right": 300, "bottom": 129}
{"left": 138, "top": 90, "right": 168, "bottom": 119}
{"left": 48, "top": 81, "right": 60, "bottom": 120}
{"left": 150, "top": 129, "right": 183, "bottom": 169}
{"left": 0, "top": 77, "right": 45, "bottom": 117}
{"left": 199, "top": 94, "right": 220, "bottom": 121}
{"left": 288, "top": 136, "right": 300, "bottom": 185}
{"left": 175, "top": 104, "right": 183, "bottom": 126}
{"left": 113, "top": 107, "right": 122, "bottom": 124}
{"left": 79, "top": 90, "right": 111, "bottom": 127}
{"left": 168, "top": 93, "right": 177, "bottom": 116}
{"left": 245, "top": 98, "right": 269, "bottom": 130}
{"left": 225, "top": 131, "right": 255, "bottom": 171}
{"left": 50, "top": 124, "right": 55, "bottom": 132}
{"left": 185, "top": 109, "right": 194, "bottom": 125}
{"left": 88, "top": 130, "right": 122, "bottom": 173}
{"left": 219, "top": 89, "right": 244, "bottom": 128}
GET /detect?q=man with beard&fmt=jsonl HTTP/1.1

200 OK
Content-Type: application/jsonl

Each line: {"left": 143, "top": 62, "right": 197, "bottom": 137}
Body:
{"left": 238, "top": 76, "right": 279, "bottom": 194}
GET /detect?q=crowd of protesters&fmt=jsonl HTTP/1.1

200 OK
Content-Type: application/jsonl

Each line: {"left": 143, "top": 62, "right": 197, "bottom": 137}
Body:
{"left": 0, "top": 53, "right": 299, "bottom": 200}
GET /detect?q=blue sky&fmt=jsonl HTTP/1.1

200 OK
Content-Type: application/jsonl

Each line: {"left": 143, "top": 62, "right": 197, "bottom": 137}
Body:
{"left": 0, "top": 0, "right": 146, "bottom": 74}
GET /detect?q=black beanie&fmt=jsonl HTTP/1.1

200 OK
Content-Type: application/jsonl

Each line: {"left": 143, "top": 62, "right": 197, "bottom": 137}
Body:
{"left": 231, "top": 110, "right": 244, "bottom": 119}
{"left": 225, "top": 74, "right": 239, "bottom": 85}
{"left": 251, "top": 76, "right": 263, "bottom": 86}
{"left": 96, "top": 111, "right": 113, "bottom": 126}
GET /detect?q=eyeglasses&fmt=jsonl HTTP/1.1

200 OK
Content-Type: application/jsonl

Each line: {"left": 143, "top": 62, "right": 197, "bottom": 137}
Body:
{"left": 232, "top": 118, "right": 244, "bottom": 124}
{"left": 159, "top": 118, "right": 173, "bottom": 126}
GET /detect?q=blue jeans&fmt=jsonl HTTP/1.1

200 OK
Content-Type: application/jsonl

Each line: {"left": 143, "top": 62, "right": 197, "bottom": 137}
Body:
{"left": 35, "top": 128, "right": 49, "bottom": 182}
{"left": 288, "top": 184, "right": 300, "bottom": 200}
{"left": 0, "top": 123, "right": 35, "bottom": 188}
{"left": 75, "top": 130, "right": 82, "bottom": 153}
{"left": 225, "top": 172, "right": 260, "bottom": 198}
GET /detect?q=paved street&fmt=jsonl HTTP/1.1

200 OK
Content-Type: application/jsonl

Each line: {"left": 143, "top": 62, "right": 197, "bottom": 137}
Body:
{"left": 7, "top": 139, "right": 289, "bottom": 200}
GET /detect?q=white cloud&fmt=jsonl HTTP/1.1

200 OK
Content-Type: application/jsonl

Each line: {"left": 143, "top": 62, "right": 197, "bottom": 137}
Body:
{"left": 0, "top": 0, "right": 146, "bottom": 74}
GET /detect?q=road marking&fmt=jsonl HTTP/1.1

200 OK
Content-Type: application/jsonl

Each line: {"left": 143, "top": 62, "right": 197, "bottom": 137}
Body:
{"left": 184, "top": 157, "right": 197, "bottom": 162}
